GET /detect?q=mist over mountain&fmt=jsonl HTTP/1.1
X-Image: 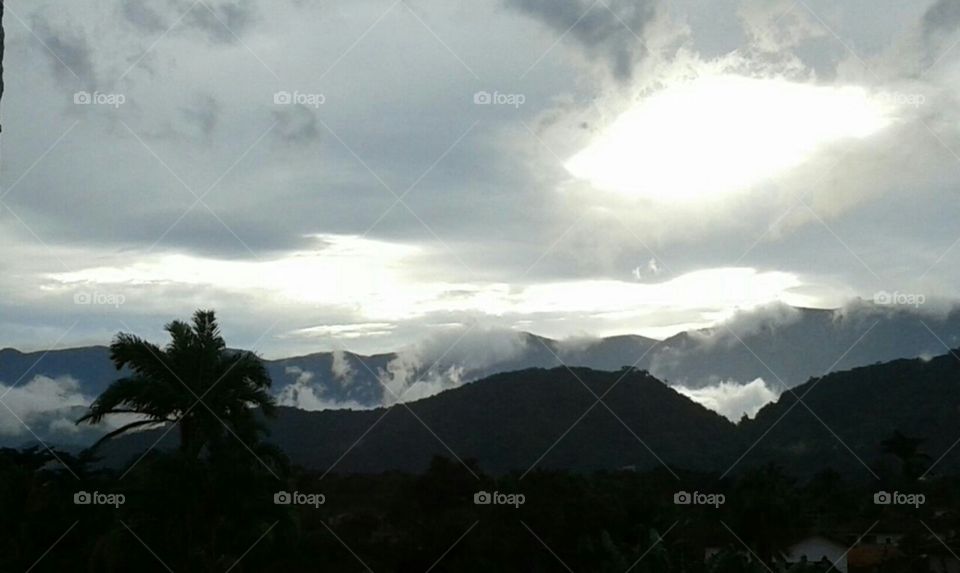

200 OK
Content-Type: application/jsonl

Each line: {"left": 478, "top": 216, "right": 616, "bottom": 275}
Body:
{"left": 648, "top": 301, "right": 960, "bottom": 389}
{"left": 0, "top": 346, "right": 116, "bottom": 397}
{"left": 2, "top": 301, "right": 959, "bottom": 446}
{"left": 98, "top": 367, "right": 738, "bottom": 475}
{"left": 93, "top": 346, "right": 960, "bottom": 478}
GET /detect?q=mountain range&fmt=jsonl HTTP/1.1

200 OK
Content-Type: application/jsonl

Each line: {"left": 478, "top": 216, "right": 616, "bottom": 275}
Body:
{"left": 2, "top": 301, "right": 959, "bottom": 448}
{"left": 95, "top": 347, "right": 960, "bottom": 478}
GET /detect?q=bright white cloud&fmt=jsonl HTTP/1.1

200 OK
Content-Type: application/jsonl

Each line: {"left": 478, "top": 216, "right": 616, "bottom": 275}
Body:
{"left": 376, "top": 326, "right": 534, "bottom": 405}
{"left": 513, "top": 268, "right": 800, "bottom": 315}
{"left": 288, "top": 323, "right": 397, "bottom": 339}
{"left": 566, "top": 74, "right": 893, "bottom": 202}
{"left": 330, "top": 349, "right": 355, "bottom": 385}
{"left": 275, "top": 366, "right": 367, "bottom": 411}
{"left": 0, "top": 375, "right": 90, "bottom": 436}
{"left": 44, "top": 236, "right": 808, "bottom": 344}
{"left": 675, "top": 378, "right": 779, "bottom": 421}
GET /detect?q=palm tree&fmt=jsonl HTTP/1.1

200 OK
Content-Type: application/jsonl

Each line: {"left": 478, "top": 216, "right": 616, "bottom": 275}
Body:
{"left": 78, "top": 310, "right": 275, "bottom": 457}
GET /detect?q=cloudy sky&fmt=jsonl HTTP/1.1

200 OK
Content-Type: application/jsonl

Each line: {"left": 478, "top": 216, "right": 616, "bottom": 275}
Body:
{"left": 1, "top": 0, "right": 959, "bottom": 358}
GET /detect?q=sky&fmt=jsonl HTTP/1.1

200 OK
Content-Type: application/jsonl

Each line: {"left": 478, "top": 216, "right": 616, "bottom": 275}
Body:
{"left": 1, "top": 0, "right": 960, "bottom": 358}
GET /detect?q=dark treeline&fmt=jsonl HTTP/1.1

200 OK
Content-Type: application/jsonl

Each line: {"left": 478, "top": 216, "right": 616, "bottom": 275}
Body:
{"left": 2, "top": 310, "right": 957, "bottom": 571}
{"left": 2, "top": 446, "right": 959, "bottom": 572}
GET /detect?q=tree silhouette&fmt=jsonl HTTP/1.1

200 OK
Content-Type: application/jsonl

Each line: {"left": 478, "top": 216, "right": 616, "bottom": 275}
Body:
{"left": 881, "top": 431, "right": 930, "bottom": 481}
{"left": 78, "top": 310, "right": 276, "bottom": 457}
{"left": 727, "top": 464, "right": 801, "bottom": 566}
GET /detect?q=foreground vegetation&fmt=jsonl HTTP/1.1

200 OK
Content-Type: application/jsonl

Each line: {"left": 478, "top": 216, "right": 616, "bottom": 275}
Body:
{"left": 2, "top": 310, "right": 956, "bottom": 571}
{"left": 2, "top": 447, "right": 959, "bottom": 572}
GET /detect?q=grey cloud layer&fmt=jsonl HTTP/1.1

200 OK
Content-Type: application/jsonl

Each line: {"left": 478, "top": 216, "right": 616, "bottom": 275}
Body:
{"left": 2, "top": 0, "right": 960, "bottom": 353}
{"left": 504, "top": 0, "right": 657, "bottom": 80}
{"left": 119, "top": 0, "right": 259, "bottom": 43}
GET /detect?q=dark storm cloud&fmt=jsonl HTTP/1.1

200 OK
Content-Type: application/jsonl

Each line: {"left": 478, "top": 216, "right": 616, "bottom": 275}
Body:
{"left": 120, "top": 0, "right": 167, "bottom": 33}
{"left": 271, "top": 105, "right": 321, "bottom": 145}
{"left": 920, "top": 0, "right": 960, "bottom": 68}
{"left": 185, "top": 0, "right": 258, "bottom": 44}
{"left": 30, "top": 16, "right": 97, "bottom": 87}
{"left": 6, "top": 0, "right": 570, "bottom": 264}
{"left": 120, "top": 0, "right": 258, "bottom": 44}
{"left": 504, "top": 0, "right": 657, "bottom": 80}
{"left": 923, "top": 0, "right": 960, "bottom": 38}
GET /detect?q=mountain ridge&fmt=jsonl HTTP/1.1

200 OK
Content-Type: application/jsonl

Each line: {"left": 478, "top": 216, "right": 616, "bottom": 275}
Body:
{"left": 90, "top": 347, "right": 960, "bottom": 478}
{"left": 3, "top": 302, "right": 960, "bottom": 448}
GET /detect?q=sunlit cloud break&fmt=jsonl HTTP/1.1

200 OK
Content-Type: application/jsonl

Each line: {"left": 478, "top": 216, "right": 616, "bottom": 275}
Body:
{"left": 566, "top": 74, "right": 893, "bottom": 202}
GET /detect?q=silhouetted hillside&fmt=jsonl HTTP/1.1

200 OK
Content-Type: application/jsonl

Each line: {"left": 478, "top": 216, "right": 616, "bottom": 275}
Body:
{"left": 0, "top": 346, "right": 115, "bottom": 396}
{"left": 5, "top": 304, "right": 959, "bottom": 423}
{"left": 101, "top": 367, "right": 737, "bottom": 474}
{"left": 98, "top": 350, "right": 960, "bottom": 477}
{"left": 741, "top": 350, "right": 960, "bottom": 477}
